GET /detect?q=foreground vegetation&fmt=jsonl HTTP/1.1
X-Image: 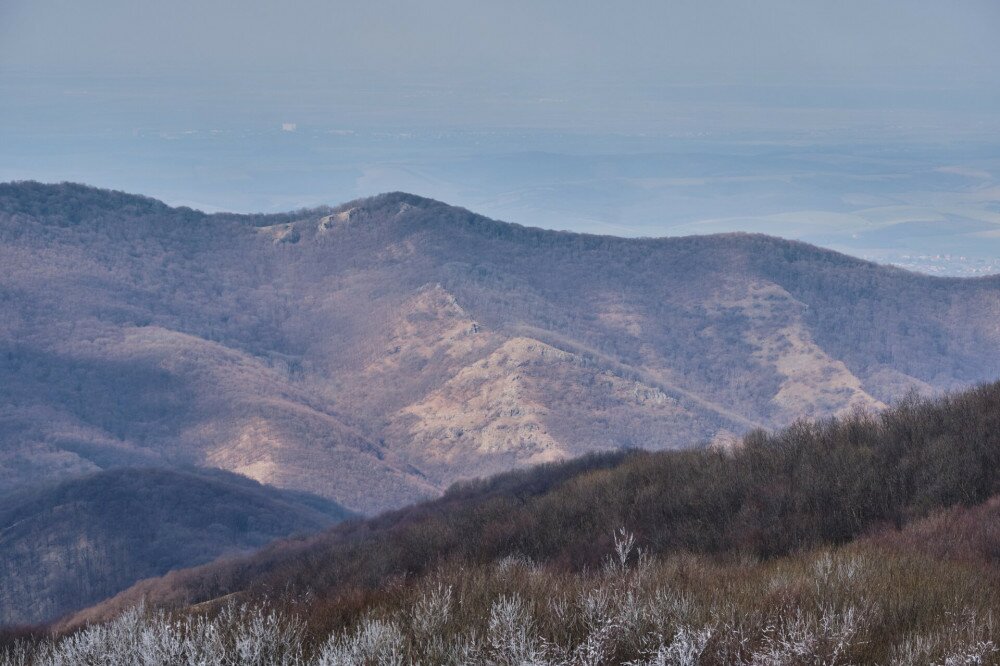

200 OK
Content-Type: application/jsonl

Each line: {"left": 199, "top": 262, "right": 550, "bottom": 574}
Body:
{"left": 2, "top": 530, "right": 998, "bottom": 664}
{"left": 3, "top": 382, "right": 1000, "bottom": 663}
{"left": 70, "top": 381, "right": 1000, "bottom": 626}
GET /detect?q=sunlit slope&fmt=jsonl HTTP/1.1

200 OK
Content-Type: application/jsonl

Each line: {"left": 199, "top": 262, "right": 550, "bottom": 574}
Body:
{"left": 2, "top": 182, "right": 999, "bottom": 513}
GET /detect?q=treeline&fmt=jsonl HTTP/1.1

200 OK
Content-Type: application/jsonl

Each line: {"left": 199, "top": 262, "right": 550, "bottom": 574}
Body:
{"left": 73, "top": 381, "right": 1000, "bottom": 629}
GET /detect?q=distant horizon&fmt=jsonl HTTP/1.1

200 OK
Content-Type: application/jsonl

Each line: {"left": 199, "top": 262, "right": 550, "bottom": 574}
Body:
{"left": 7, "top": 179, "right": 1000, "bottom": 281}
{"left": 4, "top": 1, "right": 999, "bottom": 275}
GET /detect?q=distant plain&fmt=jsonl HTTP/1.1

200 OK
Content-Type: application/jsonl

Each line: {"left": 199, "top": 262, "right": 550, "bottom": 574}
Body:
{"left": 4, "top": 74, "right": 999, "bottom": 276}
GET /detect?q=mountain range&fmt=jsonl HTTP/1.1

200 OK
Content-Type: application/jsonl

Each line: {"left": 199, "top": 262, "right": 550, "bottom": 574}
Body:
{"left": 3, "top": 181, "right": 1000, "bottom": 519}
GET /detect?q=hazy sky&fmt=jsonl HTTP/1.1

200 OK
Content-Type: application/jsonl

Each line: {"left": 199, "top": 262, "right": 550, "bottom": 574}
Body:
{"left": 3, "top": 1, "right": 999, "bottom": 91}
{"left": 2, "top": 1, "right": 999, "bottom": 277}
{"left": 1, "top": 0, "right": 998, "bottom": 140}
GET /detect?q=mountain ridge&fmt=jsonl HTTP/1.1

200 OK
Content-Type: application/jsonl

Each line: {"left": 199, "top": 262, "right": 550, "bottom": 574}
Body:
{"left": 9, "top": 181, "right": 999, "bottom": 282}
{"left": 2, "top": 181, "right": 999, "bottom": 516}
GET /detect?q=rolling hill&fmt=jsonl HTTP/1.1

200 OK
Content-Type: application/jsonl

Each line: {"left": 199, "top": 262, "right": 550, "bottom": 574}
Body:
{"left": 0, "top": 466, "right": 353, "bottom": 626}
{"left": 2, "top": 181, "right": 1000, "bottom": 514}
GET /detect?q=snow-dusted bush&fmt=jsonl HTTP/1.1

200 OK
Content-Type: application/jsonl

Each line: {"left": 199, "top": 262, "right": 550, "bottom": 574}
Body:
{"left": 0, "top": 602, "right": 304, "bottom": 666}
{"left": 889, "top": 609, "right": 998, "bottom": 666}
{"left": 314, "top": 617, "right": 405, "bottom": 666}
{"left": 485, "top": 594, "right": 545, "bottom": 666}
{"left": 745, "top": 606, "right": 863, "bottom": 666}
{"left": 627, "top": 626, "right": 714, "bottom": 666}
{"left": 3, "top": 533, "right": 998, "bottom": 665}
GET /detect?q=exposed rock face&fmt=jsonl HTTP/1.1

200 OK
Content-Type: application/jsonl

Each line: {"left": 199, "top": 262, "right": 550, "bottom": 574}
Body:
{"left": 714, "top": 281, "right": 885, "bottom": 421}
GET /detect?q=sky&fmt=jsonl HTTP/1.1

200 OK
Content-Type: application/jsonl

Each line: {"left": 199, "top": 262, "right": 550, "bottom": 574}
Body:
{"left": 2, "top": 1, "right": 999, "bottom": 274}
{"left": 3, "top": 0, "right": 1000, "bottom": 88}
{"left": 3, "top": 0, "right": 1000, "bottom": 126}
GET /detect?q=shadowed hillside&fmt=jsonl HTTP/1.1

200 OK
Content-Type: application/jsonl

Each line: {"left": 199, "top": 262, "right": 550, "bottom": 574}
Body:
{"left": 33, "top": 381, "right": 1000, "bottom": 665}
{"left": 70, "top": 381, "right": 1000, "bottom": 625}
{"left": 0, "top": 467, "right": 353, "bottom": 626}
{"left": 3, "top": 182, "right": 1000, "bottom": 514}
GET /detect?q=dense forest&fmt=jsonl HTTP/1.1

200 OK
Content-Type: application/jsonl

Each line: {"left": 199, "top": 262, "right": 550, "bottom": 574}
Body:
{"left": 3, "top": 182, "right": 1000, "bottom": 516}
{"left": 6, "top": 381, "right": 994, "bottom": 664}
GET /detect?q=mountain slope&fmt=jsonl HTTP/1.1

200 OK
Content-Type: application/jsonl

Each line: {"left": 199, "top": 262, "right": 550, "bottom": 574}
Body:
{"left": 0, "top": 466, "right": 354, "bottom": 626}
{"left": 66, "top": 380, "right": 1000, "bottom": 630}
{"left": 2, "top": 182, "right": 1000, "bottom": 513}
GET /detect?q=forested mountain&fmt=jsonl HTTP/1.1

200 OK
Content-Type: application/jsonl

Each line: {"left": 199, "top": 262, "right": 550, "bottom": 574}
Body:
{"left": 0, "top": 467, "right": 353, "bottom": 626}
{"left": 43, "top": 381, "right": 1000, "bottom": 664}
{"left": 2, "top": 181, "right": 1000, "bottom": 514}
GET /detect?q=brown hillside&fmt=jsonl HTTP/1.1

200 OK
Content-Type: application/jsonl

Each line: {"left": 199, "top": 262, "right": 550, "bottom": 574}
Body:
{"left": 2, "top": 182, "right": 999, "bottom": 514}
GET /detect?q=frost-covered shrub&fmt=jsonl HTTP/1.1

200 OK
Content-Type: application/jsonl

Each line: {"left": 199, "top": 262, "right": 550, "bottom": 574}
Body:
{"left": 745, "top": 606, "right": 863, "bottom": 666}
{"left": 409, "top": 583, "right": 453, "bottom": 662}
{"left": 0, "top": 602, "right": 305, "bottom": 666}
{"left": 485, "top": 594, "right": 545, "bottom": 666}
{"left": 314, "top": 617, "right": 405, "bottom": 666}
{"left": 3, "top": 534, "right": 998, "bottom": 666}
{"left": 627, "top": 626, "right": 714, "bottom": 666}
{"left": 226, "top": 604, "right": 304, "bottom": 666}
{"left": 889, "top": 609, "right": 998, "bottom": 666}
